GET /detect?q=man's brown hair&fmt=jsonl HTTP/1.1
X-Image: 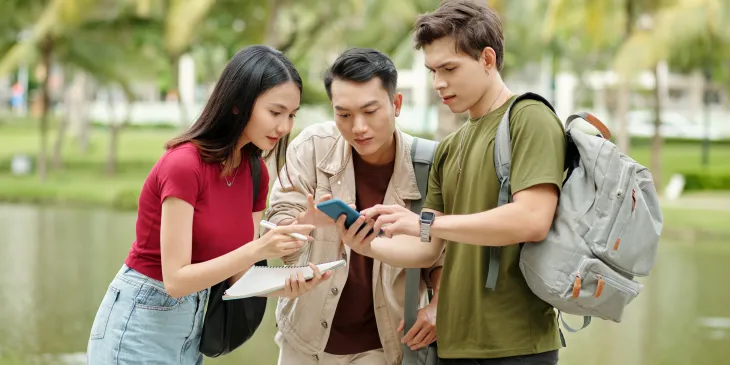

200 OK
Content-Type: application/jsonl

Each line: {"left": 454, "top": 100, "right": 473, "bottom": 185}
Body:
{"left": 413, "top": 0, "right": 505, "bottom": 71}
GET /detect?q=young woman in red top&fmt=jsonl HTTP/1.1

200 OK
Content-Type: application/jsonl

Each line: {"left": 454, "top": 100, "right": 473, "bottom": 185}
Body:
{"left": 86, "top": 45, "right": 331, "bottom": 365}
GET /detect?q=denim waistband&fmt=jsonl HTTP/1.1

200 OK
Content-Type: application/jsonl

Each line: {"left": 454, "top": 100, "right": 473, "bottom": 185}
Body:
{"left": 117, "top": 264, "right": 167, "bottom": 292}
{"left": 116, "top": 264, "right": 208, "bottom": 301}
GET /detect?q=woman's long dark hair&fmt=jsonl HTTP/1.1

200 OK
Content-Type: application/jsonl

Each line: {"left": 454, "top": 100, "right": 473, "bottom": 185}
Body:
{"left": 165, "top": 45, "right": 301, "bottom": 183}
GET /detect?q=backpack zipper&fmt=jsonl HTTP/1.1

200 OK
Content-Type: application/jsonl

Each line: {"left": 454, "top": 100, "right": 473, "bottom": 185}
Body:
{"left": 616, "top": 164, "right": 630, "bottom": 198}
{"left": 569, "top": 259, "right": 592, "bottom": 298}
{"left": 598, "top": 273, "right": 639, "bottom": 296}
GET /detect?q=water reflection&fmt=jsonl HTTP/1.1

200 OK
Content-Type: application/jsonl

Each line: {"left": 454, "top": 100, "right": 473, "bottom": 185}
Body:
{"left": 1, "top": 203, "right": 729, "bottom": 365}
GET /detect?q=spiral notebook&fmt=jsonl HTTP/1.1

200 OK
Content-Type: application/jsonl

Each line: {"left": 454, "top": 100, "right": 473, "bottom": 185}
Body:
{"left": 222, "top": 259, "right": 347, "bottom": 300}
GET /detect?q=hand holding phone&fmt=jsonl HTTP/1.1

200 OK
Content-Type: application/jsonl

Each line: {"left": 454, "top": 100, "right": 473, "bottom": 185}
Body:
{"left": 298, "top": 193, "right": 337, "bottom": 227}
{"left": 316, "top": 199, "right": 382, "bottom": 237}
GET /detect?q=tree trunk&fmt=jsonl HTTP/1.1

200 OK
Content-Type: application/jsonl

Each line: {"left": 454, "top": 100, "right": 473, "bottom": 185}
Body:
{"left": 616, "top": 0, "right": 636, "bottom": 154}
{"left": 107, "top": 89, "right": 134, "bottom": 176}
{"left": 71, "top": 71, "right": 91, "bottom": 154}
{"left": 77, "top": 110, "right": 91, "bottom": 153}
{"left": 51, "top": 115, "right": 68, "bottom": 170}
{"left": 105, "top": 89, "right": 123, "bottom": 176}
{"left": 651, "top": 63, "right": 663, "bottom": 192}
{"left": 616, "top": 84, "right": 631, "bottom": 154}
{"left": 37, "top": 36, "right": 53, "bottom": 182}
{"left": 170, "top": 54, "right": 188, "bottom": 129}
{"left": 106, "top": 123, "right": 120, "bottom": 176}
{"left": 264, "top": 0, "right": 283, "bottom": 46}
{"left": 52, "top": 69, "right": 82, "bottom": 170}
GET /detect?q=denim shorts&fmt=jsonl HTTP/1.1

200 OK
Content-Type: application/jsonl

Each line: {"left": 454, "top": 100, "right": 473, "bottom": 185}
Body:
{"left": 87, "top": 264, "right": 209, "bottom": 365}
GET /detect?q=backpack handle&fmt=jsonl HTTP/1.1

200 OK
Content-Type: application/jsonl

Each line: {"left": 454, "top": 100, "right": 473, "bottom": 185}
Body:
{"left": 566, "top": 112, "right": 612, "bottom": 140}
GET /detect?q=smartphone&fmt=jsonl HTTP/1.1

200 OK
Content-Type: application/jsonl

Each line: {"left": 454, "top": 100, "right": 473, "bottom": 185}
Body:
{"left": 316, "top": 199, "right": 381, "bottom": 236}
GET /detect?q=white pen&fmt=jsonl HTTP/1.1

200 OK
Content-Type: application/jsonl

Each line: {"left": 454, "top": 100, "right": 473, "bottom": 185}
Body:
{"left": 259, "top": 220, "right": 310, "bottom": 241}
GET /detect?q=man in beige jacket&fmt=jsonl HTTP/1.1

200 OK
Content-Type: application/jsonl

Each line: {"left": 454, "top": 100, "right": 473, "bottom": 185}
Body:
{"left": 265, "top": 47, "right": 444, "bottom": 365}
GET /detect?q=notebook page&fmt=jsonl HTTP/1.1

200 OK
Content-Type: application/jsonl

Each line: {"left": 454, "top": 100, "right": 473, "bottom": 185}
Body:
{"left": 223, "top": 259, "right": 346, "bottom": 300}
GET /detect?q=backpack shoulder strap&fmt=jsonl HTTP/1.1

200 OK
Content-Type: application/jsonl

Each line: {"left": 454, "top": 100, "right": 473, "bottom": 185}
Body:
{"left": 494, "top": 92, "right": 556, "bottom": 192}
{"left": 250, "top": 155, "right": 261, "bottom": 205}
{"left": 403, "top": 136, "right": 438, "bottom": 365}
{"left": 486, "top": 93, "right": 556, "bottom": 290}
{"left": 410, "top": 137, "right": 438, "bottom": 213}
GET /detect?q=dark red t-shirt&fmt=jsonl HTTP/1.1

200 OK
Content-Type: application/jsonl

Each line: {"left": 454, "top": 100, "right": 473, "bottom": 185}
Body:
{"left": 324, "top": 150, "right": 393, "bottom": 354}
{"left": 125, "top": 142, "right": 269, "bottom": 282}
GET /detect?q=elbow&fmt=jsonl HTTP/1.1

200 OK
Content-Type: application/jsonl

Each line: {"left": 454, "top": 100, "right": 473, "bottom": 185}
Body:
{"left": 419, "top": 251, "right": 442, "bottom": 268}
{"left": 165, "top": 286, "right": 186, "bottom": 299}
{"left": 524, "top": 218, "right": 552, "bottom": 243}
{"left": 163, "top": 277, "right": 189, "bottom": 299}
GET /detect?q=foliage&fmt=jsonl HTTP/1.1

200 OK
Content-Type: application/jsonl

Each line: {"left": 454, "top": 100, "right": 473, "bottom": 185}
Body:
{"left": 614, "top": 0, "right": 730, "bottom": 85}
{"left": 683, "top": 171, "right": 730, "bottom": 191}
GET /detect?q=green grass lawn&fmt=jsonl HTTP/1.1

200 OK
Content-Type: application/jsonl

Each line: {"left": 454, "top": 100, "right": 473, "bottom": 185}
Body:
{"left": 0, "top": 124, "right": 173, "bottom": 209}
{"left": 1, "top": 123, "right": 729, "bottom": 230}
{"left": 662, "top": 205, "right": 730, "bottom": 236}
{"left": 628, "top": 140, "right": 730, "bottom": 176}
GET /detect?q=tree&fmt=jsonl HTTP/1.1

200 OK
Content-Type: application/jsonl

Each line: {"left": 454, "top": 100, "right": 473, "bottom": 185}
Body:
{"left": 543, "top": 0, "right": 639, "bottom": 154}
{"left": 614, "top": 0, "right": 730, "bottom": 190}
{"left": 0, "top": 0, "right": 161, "bottom": 179}
{"left": 0, "top": 0, "right": 137, "bottom": 181}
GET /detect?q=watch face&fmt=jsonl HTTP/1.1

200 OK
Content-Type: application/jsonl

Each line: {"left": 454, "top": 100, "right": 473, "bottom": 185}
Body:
{"left": 421, "top": 211, "right": 435, "bottom": 223}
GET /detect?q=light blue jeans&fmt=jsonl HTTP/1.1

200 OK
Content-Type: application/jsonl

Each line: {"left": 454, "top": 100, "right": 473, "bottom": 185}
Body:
{"left": 87, "top": 264, "right": 209, "bottom": 365}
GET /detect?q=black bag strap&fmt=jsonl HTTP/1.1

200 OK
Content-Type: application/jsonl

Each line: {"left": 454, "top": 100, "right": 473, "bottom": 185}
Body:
{"left": 250, "top": 155, "right": 261, "bottom": 206}
{"left": 199, "top": 153, "right": 267, "bottom": 358}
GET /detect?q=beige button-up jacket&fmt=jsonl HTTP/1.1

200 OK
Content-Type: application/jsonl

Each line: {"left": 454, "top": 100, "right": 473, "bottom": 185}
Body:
{"left": 265, "top": 121, "right": 443, "bottom": 364}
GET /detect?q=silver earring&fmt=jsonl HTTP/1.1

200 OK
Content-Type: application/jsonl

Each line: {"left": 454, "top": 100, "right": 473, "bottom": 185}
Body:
{"left": 486, "top": 69, "right": 490, "bottom": 75}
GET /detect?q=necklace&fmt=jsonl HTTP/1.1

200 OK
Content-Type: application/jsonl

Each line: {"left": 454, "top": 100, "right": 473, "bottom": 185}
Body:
{"left": 222, "top": 162, "right": 240, "bottom": 187}
{"left": 456, "top": 84, "right": 506, "bottom": 182}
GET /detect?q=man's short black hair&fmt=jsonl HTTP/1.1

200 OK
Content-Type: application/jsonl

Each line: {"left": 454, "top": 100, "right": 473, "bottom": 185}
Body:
{"left": 323, "top": 47, "right": 398, "bottom": 101}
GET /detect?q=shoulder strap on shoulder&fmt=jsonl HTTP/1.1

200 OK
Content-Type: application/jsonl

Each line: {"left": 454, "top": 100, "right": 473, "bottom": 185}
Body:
{"left": 487, "top": 93, "right": 555, "bottom": 290}
{"left": 410, "top": 137, "right": 439, "bottom": 213}
{"left": 403, "top": 136, "right": 438, "bottom": 365}
{"left": 494, "top": 92, "right": 556, "bottom": 190}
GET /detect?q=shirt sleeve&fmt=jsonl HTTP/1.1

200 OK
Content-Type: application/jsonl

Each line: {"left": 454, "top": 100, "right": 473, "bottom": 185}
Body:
{"left": 265, "top": 137, "right": 318, "bottom": 226}
{"left": 265, "top": 136, "right": 318, "bottom": 267}
{"left": 157, "top": 148, "right": 202, "bottom": 206}
{"left": 253, "top": 157, "right": 270, "bottom": 212}
{"left": 423, "top": 140, "right": 447, "bottom": 213}
{"left": 508, "top": 102, "right": 567, "bottom": 194}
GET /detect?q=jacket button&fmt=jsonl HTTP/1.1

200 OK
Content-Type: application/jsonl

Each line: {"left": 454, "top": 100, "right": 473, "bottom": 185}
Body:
{"left": 321, "top": 321, "right": 328, "bottom": 329}
{"left": 331, "top": 287, "right": 338, "bottom": 295}
{"left": 313, "top": 354, "right": 319, "bottom": 360}
{"left": 341, "top": 252, "right": 347, "bottom": 260}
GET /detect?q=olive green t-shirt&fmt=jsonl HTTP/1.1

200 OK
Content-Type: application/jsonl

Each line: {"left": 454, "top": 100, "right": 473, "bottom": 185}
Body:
{"left": 424, "top": 95, "right": 566, "bottom": 359}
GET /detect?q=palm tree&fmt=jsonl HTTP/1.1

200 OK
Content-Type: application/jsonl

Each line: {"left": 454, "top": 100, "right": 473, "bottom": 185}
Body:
{"left": 613, "top": 0, "right": 730, "bottom": 191}
{"left": 159, "top": 0, "right": 216, "bottom": 128}
{"left": 0, "top": 0, "right": 112, "bottom": 182}
{"left": 0, "top": 0, "right": 160, "bottom": 179}
{"left": 543, "top": 0, "right": 639, "bottom": 154}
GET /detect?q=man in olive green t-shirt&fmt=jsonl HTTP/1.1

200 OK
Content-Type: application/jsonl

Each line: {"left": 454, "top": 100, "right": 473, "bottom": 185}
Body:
{"left": 343, "top": 1, "right": 566, "bottom": 364}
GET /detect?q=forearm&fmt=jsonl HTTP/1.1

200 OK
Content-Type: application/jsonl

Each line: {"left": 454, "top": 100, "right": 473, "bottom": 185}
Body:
{"left": 165, "top": 243, "right": 262, "bottom": 298}
{"left": 431, "top": 202, "right": 547, "bottom": 247}
{"left": 366, "top": 235, "right": 443, "bottom": 269}
{"left": 427, "top": 267, "right": 442, "bottom": 306}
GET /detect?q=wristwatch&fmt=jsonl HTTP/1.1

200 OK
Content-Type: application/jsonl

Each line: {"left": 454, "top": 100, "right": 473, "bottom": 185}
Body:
{"left": 419, "top": 211, "right": 436, "bottom": 242}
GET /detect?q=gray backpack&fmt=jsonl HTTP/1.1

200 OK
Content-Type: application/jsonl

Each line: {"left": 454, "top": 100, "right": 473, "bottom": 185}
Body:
{"left": 489, "top": 93, "right": 663, "bottom": 332}
{"left": 402, "top": 137, "right": 439, "bottom": 365}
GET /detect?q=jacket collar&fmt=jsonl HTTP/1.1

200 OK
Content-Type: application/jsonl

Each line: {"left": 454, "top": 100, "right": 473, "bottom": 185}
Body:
{"left": 316, "top": 128, "right": 422, "bottom": 203}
